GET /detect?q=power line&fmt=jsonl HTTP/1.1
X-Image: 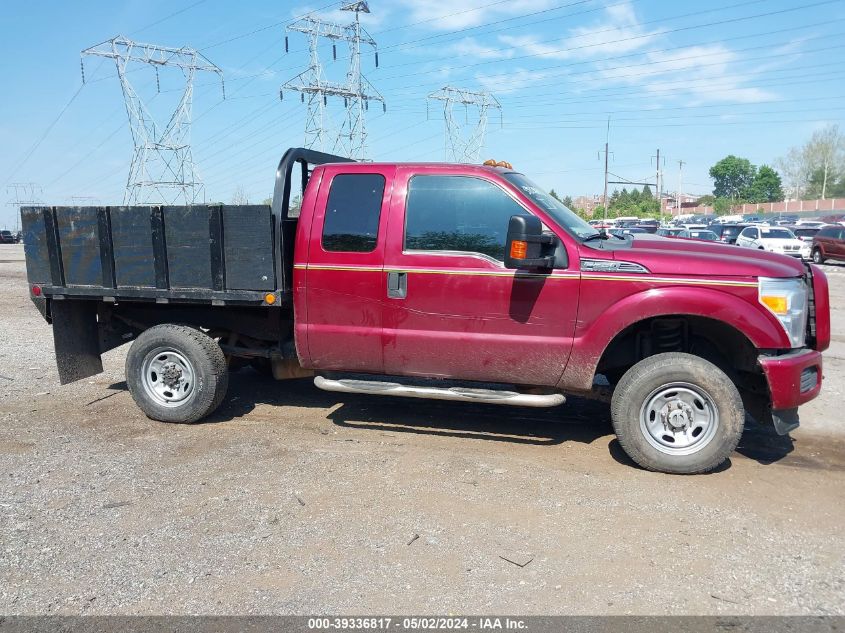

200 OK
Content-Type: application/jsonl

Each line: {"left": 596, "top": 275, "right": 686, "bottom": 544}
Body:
{"left": 4, "top": 83, "right": 85, "bottom": 186}
{"left": 131, "top": 0, "right": 209, "bottom": 36}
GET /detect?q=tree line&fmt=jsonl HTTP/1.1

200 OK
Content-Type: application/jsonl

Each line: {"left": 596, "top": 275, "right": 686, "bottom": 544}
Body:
{"left": 558, "top": 123, "right": 845, "bottom": 218}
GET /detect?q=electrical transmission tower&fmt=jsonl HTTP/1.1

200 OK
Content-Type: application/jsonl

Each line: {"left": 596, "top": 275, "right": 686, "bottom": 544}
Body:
{"left": 428, "top": 87, "right": 501, "bottom": 163}
{"left": 81, "top": 36, "right": 224, "bottom": 205}
{"left": 6, "top": 183, "right": 43, "bottom": 231}
{"left": 281, "top": 1, "right": 384, "bottom": 160}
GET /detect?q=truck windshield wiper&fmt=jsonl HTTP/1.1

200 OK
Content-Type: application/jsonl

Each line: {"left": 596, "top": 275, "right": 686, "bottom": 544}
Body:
{"left": 582, "top": 230, "right": 610, "bottom": 243}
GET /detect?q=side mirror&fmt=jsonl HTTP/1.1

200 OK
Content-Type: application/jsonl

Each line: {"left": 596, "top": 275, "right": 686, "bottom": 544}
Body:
{"left": 504, "top": 215, "right": 557, "bottom": 270}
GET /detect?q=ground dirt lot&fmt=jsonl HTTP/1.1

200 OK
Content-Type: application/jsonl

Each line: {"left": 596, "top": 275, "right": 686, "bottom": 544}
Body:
{"left": 1, "top": 243, "right": 844, "bottom": 615}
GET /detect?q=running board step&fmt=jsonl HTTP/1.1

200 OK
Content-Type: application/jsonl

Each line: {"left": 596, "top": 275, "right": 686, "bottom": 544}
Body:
{"left": 314, "top": 376, "right": 565, "bottom": 408}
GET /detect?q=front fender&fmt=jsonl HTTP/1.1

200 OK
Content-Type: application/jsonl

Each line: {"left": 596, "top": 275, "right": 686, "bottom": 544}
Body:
{"left": 559, "top": 284, "right": 788, "bottom": 391}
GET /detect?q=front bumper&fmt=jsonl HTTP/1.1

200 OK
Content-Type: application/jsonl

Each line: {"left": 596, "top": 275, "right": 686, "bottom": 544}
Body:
{"left": 758, "top": 348, "right": 823, "bottom": 410}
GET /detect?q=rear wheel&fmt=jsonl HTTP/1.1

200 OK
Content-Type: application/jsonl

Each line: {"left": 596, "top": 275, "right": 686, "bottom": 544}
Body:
{"left": 812, "top": 248, "right": 825, "bottom": 264}
{"left": 126, "top": 324, "right": 228, "bottom": 423}
{"left": 610, "top": 352, "right": 744, "bottom": 474}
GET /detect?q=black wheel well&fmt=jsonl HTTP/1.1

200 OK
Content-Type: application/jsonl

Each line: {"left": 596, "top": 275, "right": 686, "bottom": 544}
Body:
{"left": 596, "top": 315, "right": 759, "bottom": 384}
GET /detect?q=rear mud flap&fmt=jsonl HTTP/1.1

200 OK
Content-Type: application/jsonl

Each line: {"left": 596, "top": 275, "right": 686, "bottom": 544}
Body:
{"left": 51, "top": 300, "right": 103, "bottom": 384}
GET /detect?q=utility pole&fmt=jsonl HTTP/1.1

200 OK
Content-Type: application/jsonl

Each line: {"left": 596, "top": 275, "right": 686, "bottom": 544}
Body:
{"left": 81, "top": 36, "right": 224, "bottom": 205}
{"left": 676, "top": 159, "right": 686, "bottom": 218}
{"left": 651, "top": 149, "right": 664, "bottom": 217}
{"left": 282, "top": 1, "right": 384, "bottom": 160}
{"left": 601, "top": 116, "right": 611, "bottom": 221}
{"left": 602, "top": 142, "right": 609, "bottom": 221}
{"left": 427, "top": 87, "right": 501, "bottom": 163}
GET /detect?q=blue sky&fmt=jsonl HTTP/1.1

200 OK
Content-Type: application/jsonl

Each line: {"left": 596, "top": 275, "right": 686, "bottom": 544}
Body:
{"left": 1, "top": 0, "right": 844, "bottom": 228}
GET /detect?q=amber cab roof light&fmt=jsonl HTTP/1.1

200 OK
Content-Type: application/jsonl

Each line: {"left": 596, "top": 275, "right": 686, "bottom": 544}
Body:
{"left": 483, "top": 159, "right": 513, "bottom": 169}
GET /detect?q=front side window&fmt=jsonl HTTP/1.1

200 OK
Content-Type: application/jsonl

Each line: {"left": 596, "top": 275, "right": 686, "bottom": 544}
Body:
{"left": 404, "top": 175, "right": 530, "bottom": 261}
{"left": 322, "top": 173, "right": 385, "bottom": 252}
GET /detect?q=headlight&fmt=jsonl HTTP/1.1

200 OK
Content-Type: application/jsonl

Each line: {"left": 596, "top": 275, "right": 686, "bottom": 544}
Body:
{"left": 759, "top": 277, "right": 808, "bottom": 348}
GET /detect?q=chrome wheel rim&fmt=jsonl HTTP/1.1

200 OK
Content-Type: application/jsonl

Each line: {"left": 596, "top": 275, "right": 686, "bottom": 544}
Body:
{"left": 141, "top": 347, "right": 195, "bottom": 407}
{"left": 639, "top": 382, "right": 719, "bottom": 455}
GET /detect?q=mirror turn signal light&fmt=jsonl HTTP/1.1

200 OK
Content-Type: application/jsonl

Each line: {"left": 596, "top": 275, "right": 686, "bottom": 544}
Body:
{"left": 264, "top": 293, "right": 277, "bottom": 305}
{"left": 510, "top": 240, "right": 528, "bottom": 260}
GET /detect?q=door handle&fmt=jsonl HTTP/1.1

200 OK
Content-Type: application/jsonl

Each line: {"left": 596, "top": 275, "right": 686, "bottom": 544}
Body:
{"left": 387, "top": 271, "right": 407, "bottom": 299}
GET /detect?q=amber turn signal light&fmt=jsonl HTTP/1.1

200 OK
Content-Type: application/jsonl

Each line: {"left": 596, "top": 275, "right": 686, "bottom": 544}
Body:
{"left": 760, "top": 295, "right": 787, "bottom": 315}
{"left": 264, "top": 293, "right": 276, "bottom": 305}
{"left": 509, "top": 240, "right": 528, "bottom": 260}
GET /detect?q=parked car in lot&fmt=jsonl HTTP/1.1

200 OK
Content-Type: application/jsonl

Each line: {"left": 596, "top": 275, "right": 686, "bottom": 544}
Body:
{"left": 736, "top": 225, "right": 811, "bottom": 259}
{"left": 19, "top": 148, "right": 830, "bottom": 475}
{"left": 656, "top": 227, "right": 684, "bottom": 237}
{"left": 790, "top": 226, "right": 821, "bottom": 244}
{"left": 811, "top": 225, "right": 845, "bottom": 264}
{"left": 677, "top": 229, "right": 719, "bottom": 241}
{"left": 794, "top": 220, "right": 826, "bottom": 229}
{"left": 707, "top": 223, "right": 749, "bottom": 244}
{"left": 634, "top": 219, "right": 660, "bottom": 234}
{"left": 609, "top": 227, "right": 648, "bottom": 238}
{"left": 0, "top": 230, "right": 17, "bottom": 244}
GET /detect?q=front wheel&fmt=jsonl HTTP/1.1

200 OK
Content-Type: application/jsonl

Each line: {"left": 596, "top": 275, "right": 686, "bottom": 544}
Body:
{"left": 126, "top": 324, "right": 229, "bottom": 423}
{"left": 812, "top": 248, "right": 825, "bottom": 264}
{"left": 610, "top": 353, "right": 744, "bottom": 474}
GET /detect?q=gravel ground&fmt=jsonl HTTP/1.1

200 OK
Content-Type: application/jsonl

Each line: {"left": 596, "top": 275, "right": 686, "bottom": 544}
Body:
{"left": 1, "top": 243, "right": 844, "bottom": 615}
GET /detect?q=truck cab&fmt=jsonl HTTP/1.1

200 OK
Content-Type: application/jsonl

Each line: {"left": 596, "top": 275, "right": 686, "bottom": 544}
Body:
{"left": 21, "top": 149, "right": 830, "bottom": 474}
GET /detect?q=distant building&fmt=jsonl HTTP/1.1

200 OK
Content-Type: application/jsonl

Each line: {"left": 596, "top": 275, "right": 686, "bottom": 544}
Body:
{"left": 573, "top": 195, "right": 601, "bottom": 216}
{"left": 661, "top": 193, "right": 704, "bottom": 216}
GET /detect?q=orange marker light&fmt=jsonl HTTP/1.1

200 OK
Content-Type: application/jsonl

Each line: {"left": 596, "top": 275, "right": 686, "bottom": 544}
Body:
{"left": 761, "top": 295, "right": 787, "bottom": 314}
{"left": 264, "top": 293, "right": 277, "bottom": 305}
{"left": 510, "top": 240, "right": 528, "bottom": 259}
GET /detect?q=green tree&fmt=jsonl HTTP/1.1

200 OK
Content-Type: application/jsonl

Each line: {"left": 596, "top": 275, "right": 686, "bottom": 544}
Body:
{"left": 804, "top": 124, "right": 845, "bottom": 199}
{"left": 698, "top": 194, "right": 715, "bottom": 207}
{"left": 549, "top": 189, "right": 562, "bottom": 201}
{"left": 562, "top": 195, "right": 574, "bottom": 208}
{"left": 709, "top": 155, "right": 756, "bottom": 201}
{"left": 748, "top": 165, "right": 784, "bottom": 203}
{"left": 778, "top": 124, "right": 845, "bottom": 199}
{"left": 641, "top": 184, "right": 653, "bottom": 199}
{"left": 713, "top": 197, "right": 733, "bottom": 215}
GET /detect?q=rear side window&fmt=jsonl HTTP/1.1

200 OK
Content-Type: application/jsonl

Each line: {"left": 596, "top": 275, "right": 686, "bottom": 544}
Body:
{"left": 322, "top": 174, "right": 385, "bottom": 252}
{"left": 818, "top": 227, "right": 842, "bottom": 239}
{"left": 404, "top": 175, "right": 529, "bottom": 261}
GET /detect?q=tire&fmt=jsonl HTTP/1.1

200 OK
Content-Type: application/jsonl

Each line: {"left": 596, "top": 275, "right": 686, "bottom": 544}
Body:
{"left": 125, "top": 324, "right": 229, "bottom": 423}
{"left": 812, "top": 248, "right": 825, "bottom": 264}
{"left": 610, "top": 352, "right": 744, "bottom": 474}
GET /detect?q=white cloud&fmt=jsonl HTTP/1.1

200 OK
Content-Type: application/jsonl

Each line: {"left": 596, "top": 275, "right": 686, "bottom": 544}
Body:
{"left": 392, "top": 0, "right": 556, "bottom": 31}
{"left": 449, "top": 37, "right": 515, "bottom": 60}
{"left": 598, "top": 44, "right": 776, "bottom": 104}
{"left": 496, "top": 2, "right": 659, "bottom": 61}
{"left": 475, "top": 67, "right": 553, "bottom": 94}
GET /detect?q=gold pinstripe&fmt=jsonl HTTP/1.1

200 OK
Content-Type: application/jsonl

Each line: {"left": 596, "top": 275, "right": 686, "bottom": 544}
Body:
{"left": 294, "top": 263, "right": 759, "bottom": 288}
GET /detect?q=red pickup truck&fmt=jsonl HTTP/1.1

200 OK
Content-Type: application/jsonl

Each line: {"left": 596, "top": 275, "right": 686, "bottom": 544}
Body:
{"left": 21, "top": 148, "right": 830, "bottom": 474}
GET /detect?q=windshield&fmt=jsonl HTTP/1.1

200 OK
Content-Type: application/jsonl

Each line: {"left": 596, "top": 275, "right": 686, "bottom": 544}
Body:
{"left": 761, "top": 228, "right": 795, "bottom": 239}
{"left": 503, "top": 173, "right": 598, "bottom": 240}
{"left": 691, "top": 231, "right": 718, "bottom": 240}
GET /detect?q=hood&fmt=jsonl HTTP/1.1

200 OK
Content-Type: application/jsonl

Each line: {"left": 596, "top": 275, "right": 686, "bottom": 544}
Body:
{"left": 598, "top": 233, "right": 805, "bottom": 278}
